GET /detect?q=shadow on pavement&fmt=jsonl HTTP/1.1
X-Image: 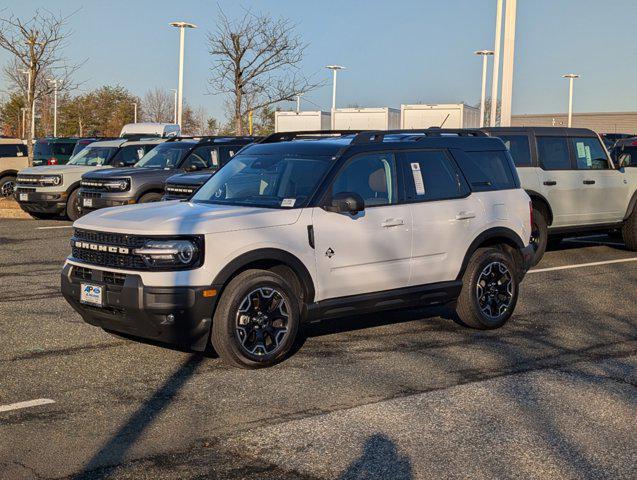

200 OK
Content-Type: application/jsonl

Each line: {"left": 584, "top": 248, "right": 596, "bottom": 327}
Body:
{"left": 339, "top": 433, "right": 412, "bottom": 480}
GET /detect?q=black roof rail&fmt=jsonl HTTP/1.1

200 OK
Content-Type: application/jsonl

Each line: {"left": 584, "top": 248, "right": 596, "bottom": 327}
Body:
{"left": 259, "top": 130, "right": 361, "bottom": 144}
{"left": 165, "top": 135, "right": 260, "bottom": 144}
{"left": 351, "top": 128, "right": 487, "bottom": 144}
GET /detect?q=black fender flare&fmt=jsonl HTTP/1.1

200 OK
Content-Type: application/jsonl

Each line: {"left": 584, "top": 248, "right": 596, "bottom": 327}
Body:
{"left": 136, "top": 185, "right": 165, "bottom": 201}
{"left": 456, "top": 227, "right": 526, "bottom": 280}
{"left": 624, "top": 189, "right": 637, "bottom": 220}
{"left": 212, "top": 248, "right": 316, "bottom": 303}
{"left": 0, "top": 169, "right": 18, "bottom": 179}
{"left": 526, "top": 189, "right": 553, "bottom": 225}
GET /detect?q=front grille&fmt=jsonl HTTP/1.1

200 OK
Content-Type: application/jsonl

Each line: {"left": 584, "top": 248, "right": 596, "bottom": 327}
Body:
{"left": 103, "top": 271, "right": 126, "bottom": 286}
{"left": 81, "top": 178, "right": 129, "bottom": 192}
{"left": 16, "top": 175, "right": 58, "bottom": 187}
{"left": 15, "top": 186, "right": 36, "bottom": 193}
{"left": 71, "top": 265, "right": 126, "bottom": 287}
{"left": 71, "top": 228, "right": 147, "bottom": 269}
{"left": 165, "top": 184, "right": 196, "bottom": 197}
{"left": 72, "top": 265, "right": 92, "bottom": 281}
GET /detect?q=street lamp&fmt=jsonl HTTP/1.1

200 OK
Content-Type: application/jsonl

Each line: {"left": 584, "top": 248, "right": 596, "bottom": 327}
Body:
{"left": 296, "top": 93, "right": 302, "bottom": 113}
{"left": 325, "top": 65, "right": 345, "bottom": 129}
{"left": 490, "top": 0, "right": 504, "bottom": 127}
{"left": 49, "top": 78, "right": 58, "bottom": 137}
{"left": 169, "top": 21, "right": 197, "bottom": 128}
{"left": 170, "top": 88, "right": 178, "bottom": 124}
{"left": 561, "top": 74, "right": 579, "bottom": 128}
{"left": 475, "top": 50, "right": 494, "bottom": 127}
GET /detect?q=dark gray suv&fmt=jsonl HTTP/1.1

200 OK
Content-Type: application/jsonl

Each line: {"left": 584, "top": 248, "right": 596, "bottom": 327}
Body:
{"left": 78, "top": 137, "right": 256, "bottom": 214}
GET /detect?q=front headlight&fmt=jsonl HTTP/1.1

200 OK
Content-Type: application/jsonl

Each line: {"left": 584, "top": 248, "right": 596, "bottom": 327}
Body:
{"left": 133, "top": 238, "right": 202, "bottom": 269}
{"left": 103, "top": 179, "right": 130, "bottom": 191}
{"left": 41, "top": 175, "right": 62, "bottom": 186}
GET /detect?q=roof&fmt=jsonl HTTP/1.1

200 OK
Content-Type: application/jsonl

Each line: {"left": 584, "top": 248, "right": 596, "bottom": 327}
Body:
{"left": 0, "top": 138, "right": 25, "bottom": 145}
{"left": 483, "top": 126, "right": 598, "bottom": 137}
{"left": 84, "top": 138, "right": 165, "bottom": 148}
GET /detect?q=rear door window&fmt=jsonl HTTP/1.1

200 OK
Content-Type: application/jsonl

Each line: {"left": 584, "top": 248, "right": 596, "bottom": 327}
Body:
{"left": 455, "top": 150, "right": 518, "bottom": 191}
{"left": 112, "top": 145, "right": 147, "bottom": 166}
{"left": 496, "top": 135, "right": 532, "bottom": 167}
{"left": 0, "top": 144, "right": 24, "bottom": 157}
{"left": 570, "top": 137, "right": 609, "bottom": 170}
{"left": 401, "top": 150, "right": 469, "bottom": 202}
{"left": 536, "top": 136, "right": 571, "bottom": 170}
{"left": 51, "top": 142, "right": 76, "bottom": 156}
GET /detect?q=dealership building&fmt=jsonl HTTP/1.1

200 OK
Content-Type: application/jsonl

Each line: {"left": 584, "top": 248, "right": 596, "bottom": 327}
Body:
{"left": 511, "top": 112, "right": 637, "bottom": 134}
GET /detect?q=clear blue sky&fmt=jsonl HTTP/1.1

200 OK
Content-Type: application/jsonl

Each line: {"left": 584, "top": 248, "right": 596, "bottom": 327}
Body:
{"left": 1, "top": 0, "right": 635, "bottom": 121}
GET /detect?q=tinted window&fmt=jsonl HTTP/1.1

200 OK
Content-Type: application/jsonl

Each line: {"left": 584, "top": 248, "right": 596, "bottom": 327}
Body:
{"left": 332, "top": 152, "right": 398, "bottom": 207}
{"left": 402, "top": 150, "right": 468, "bottom": 201}
{"left": 51, "top": 142, "right": 76, "bottom": 156}
{"left": 0, "top": 144, "right": 24, "bottom": 157}
{"left": 111, "top": 145, "right": 148, "bottom": 166}
{"left": 457, "top": 150, "right": 517, "bottom": 191}
{"left": 497, "top": 135, "right": 532, "bottom": 167}
{"left": 34, "top": 141, "right": 52, "bottom": 157}
{"left": 183, "top": 146, "right": 220, "bottom": 171}
{"left": 614, "top": 146, "right": 637, "bottom": 167}
{"left": 571, "top": 137, "right": 609, "bottom": 170}
{"left": 537, "top": 136, "right": 571, "bottom": 170}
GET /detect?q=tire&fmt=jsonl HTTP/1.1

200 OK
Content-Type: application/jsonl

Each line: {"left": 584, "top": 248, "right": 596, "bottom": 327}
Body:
{"left": 211, "top": 269, "right": 301, "bottom": 369}
{"left": 454, "top": 247, "right": 520, "bottom": 330}
{"left": 28, "top": 212, "right": 59, "bottom": 220}
{"left": 0, "top": 176, "right": 16, "bottom": 197}
{"left": 66, "top": 189, "right": 81, "bottom": 221}
{"left": 622, "top": 206, "right": 637, "bottom": 251}
{"left": 139, "top": 192, "right": 162, "bottom": 204}
{"left": 530, "top": 207, "right": 548, "bottom": 265}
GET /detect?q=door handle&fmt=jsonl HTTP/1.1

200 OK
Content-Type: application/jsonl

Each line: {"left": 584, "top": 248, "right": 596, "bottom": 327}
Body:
{"left": 583, "top": 180, "right": 596, "bottom": 185}
{"left": 381, "top": 218, "right": 405, "bottom": 228}
{"left": 543, "top": 181, "right": 557, "bottom": 186}
{"left": 455, "top": 211, "right": 476, "bottom": 220}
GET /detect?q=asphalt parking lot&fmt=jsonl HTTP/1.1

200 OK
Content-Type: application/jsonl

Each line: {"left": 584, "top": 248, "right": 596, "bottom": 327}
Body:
{"left": 1, "top": 219, "right": 636, "bottom": 479}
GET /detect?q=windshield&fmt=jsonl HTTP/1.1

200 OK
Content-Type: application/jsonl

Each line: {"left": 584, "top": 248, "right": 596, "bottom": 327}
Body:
{"left": 134, "top": 142, "right": 193, "bottom": 169}
{"left": 191, "top": 154, "right": 332, "bottom": 208}
{"left": 67, "top": 146, "right": 117, "bottom": 166}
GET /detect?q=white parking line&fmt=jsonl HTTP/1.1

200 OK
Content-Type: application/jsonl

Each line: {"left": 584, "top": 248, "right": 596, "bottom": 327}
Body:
{"left": 35, "top": 225, "right": 73, "bottom": 230}
{"left": 0, "top": 398, "right": 55, "bottom": 413}
{"left": 562, "top": 238, "right": 625, "bottom": 247}
{"left": 529, "top": 257, "right": 637, "bottom": 274}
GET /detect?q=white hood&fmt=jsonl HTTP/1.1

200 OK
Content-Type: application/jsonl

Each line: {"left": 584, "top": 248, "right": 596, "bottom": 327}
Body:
{"left": 74, "top": 201, "right": 303, "bottom": 235}
{"left": 19, "top": 164, "right": 110, "bottom": 176}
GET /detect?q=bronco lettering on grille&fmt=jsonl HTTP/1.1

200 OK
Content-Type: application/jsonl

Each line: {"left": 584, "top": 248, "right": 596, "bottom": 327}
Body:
{"left": 72, "top": 240, "right": 130, "bottom": 255}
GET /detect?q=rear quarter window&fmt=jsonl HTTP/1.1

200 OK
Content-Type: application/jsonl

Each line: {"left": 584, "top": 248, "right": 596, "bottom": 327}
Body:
{"left": 496, "top": 135, "right": 532, "bottom": 167}
{"left": 456, "top": 150, "right": 518, "bottom": 191}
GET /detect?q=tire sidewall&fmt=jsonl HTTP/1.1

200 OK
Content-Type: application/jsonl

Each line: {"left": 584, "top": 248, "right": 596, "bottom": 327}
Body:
{"left": 139, "top": 192, "right": 162, "bottom": 203}
{"left": 213, "top": 271, "right": 300, "bottom": 368}
{"left": 66, "top": 189, "right": 81, "bottom": 221}
{"left": 531, "top": 208, "right": 548, "bottom": 265}
{"left": 0, "top": 176, "right": 16, "bottom": 197}
{"left": 468, "top": 249, "right": 519, "bottom": 329}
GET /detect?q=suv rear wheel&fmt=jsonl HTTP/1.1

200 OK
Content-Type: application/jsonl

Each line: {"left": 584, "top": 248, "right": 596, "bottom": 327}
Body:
{"left": 530, "top": 207, "right": 548, "bottom": 265}
{"left": 0, "top": 175, "right": 16, "bottom": 197}
{"left": 455, "top": 247, "right": 519, "bottom": 329}
{"left": 211, "top": 269, "right": 300, "bottom": 369}
{"left": 622, "top": 206, "right": 637, "bottom": 251}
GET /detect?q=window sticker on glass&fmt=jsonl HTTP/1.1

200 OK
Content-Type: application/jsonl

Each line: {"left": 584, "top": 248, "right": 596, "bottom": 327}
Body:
{"left": 411, "top": 162, "right": 426, "bottom": 195}
{"left": 211, "top": 149, "right": 219, "bottom": 166}
{"left": 576, "top": 141, "right": 586, "bottom": 159}
{"left": 281, "top": 198, "right": 296, "bottom": 207}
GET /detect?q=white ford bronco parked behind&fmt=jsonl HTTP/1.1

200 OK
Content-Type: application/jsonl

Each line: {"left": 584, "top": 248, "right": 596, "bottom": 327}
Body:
{"left": 61, "top": 129, "right": 534, "bottom": 368}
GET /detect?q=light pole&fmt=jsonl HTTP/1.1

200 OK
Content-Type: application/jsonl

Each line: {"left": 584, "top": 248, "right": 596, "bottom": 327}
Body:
{"left": 296, "top": 94, "right": 302, "bottom": 113}
{"left": 20, "top": 69, "right": 35, "bottom": 140}
{"left": 475, "top": 50, "right": 494, "bottom": 127}
{"left": 20, "top": 108, "right": 27, "bottom": 139}
{"left": 325, "top": 65, "right": 345, "bottom": 129}
{"left": 49, "top": 78, "right": 58, "bottom": 137}
{"left": 133, "top": 102, "right": 138, "bottom": 123}
{"left": 170, "top": 88, "right": 178, "bottom": 124}
{"left": 500, "top": 0, "right": 517, "bottom": 126}
{"left": 490, "top": 0, "right": 503, "bottom": 126}
{"left": 169, "top": 21, "right": 197, "bottom": 128}
{"left": 562, "top": 74, "right": 579, "bottom": 128}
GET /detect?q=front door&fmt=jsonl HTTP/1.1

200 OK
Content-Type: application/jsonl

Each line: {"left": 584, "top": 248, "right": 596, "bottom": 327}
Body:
{"left": 312, "top": 152, "right": 413, "bottom": 301}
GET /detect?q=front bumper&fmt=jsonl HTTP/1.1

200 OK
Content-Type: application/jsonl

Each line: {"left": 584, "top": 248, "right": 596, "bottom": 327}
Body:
{"left": 78, "top": 191, "right": 135, "bottom": 213}
{"left": 61, "top": 263, "right": 217, "bottom": 351}
{"left": 14, "top": 189, "right": 67, "bottom": 214}
{"left": 162, "top": 193, "right": 189, "bottom": 201}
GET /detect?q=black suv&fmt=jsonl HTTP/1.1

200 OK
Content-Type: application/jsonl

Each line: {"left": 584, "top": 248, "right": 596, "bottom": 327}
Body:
{"left": 163, "top": 137, "right": 257, "bottom": 200}
{"left": 79, "top": 136, "right": 257, "bottom": 213}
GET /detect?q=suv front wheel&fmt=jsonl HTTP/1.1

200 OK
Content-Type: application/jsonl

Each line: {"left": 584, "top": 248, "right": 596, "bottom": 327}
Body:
{"left": 211, "top": 269, "right": 300, "bottom": 369}
{"left": 622, "top": 205, "right": 637, "bottom": 251}
{"left": 455, "top": 247, "right": 520, "bottom": 329}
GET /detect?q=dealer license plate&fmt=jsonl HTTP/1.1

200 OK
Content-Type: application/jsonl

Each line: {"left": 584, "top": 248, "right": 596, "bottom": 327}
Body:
{"left": 19, "top": 193, "right": 28, "bottom": 201}
{"left": 83, "top": 198, "right": 93, "bottom": 207}
{"left": 80, "top": 283, "right": 103, "bottom": 307}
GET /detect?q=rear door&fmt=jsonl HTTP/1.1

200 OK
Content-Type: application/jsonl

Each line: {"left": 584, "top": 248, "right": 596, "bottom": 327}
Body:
{"left": 312, "top": 151, "right": 413, "bottom": 300}
{"left": 535, "top": 135, "right": 585, "bottom": 226}
{"left": 401, "top": 149, "right": 475, "bottom": 285}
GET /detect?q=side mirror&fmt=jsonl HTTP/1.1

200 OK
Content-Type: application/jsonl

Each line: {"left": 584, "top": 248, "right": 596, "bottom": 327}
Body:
{"left": 325, "top": 192, "right": 365, "bottom": 215}
{"left": 114, "top": 161, "right": 126, "bottom": 168}
{"left": 185, "top": 164, "right": 201, "bottom": 172}
{"left": 617, "top": 153, "right": 631, "bottom": 169}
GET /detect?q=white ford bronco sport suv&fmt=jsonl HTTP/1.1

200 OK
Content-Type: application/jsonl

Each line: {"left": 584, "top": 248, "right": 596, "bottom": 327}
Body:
{"left": 484, "top": 127, "right": 637, "bottom": 263}
{"left": 61, "top": 129, "right": 533, "bottom": 368}
{"left": 14, "top": 138, "right": 163, "bottom": 220}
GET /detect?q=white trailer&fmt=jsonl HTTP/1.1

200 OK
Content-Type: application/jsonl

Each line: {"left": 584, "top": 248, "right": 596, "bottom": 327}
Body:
{"left": 400, "top": 103, "right": 480, "bottom": 129}
{"left": 274, "top": 111, "right": 331, "bottom": 132}
{"left": 333, "top": 107, "right": 400, "bottom": 130}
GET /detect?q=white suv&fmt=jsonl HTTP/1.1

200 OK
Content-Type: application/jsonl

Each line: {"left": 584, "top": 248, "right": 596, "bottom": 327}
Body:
{"left": 485, "top": 127, "right": 637, "bottom": 263}
{"left": 61, "top": 130, "right": 533, "bottom": 368}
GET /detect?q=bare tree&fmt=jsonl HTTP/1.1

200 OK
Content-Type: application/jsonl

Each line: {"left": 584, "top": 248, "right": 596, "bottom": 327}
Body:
{"left": 207, "top": 7, "right": 321, "bottom": 134}
{"left": 142, "top": 87, "right": 174, "bottom": 123}
{"left": 0, "top": 9, "right": 83, "bottom": 164}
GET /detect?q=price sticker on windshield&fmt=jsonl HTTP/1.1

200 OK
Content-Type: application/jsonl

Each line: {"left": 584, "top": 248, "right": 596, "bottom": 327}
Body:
{"left": 281, "top": 198, "right": 296, "bottom": 208}
{"left": 411, "top": 163, "right": 426, "bottom": 195}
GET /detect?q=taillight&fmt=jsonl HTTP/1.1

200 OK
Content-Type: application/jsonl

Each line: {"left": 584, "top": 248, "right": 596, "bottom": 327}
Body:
{"left": 631, "top": 141, "right": 637, "bottom": 146}
{"left": 47, "top": 157, "right": 58, "bottom": 165}
{"left": 529, "top": 201, "right": 534, "bottom": 226}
